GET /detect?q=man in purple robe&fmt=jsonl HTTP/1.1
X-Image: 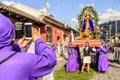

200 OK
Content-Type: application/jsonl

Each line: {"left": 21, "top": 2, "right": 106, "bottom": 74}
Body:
{"left": 66, "top": 44, "right": 79, "bottom": 72}
{"left": 0, "top": 14, "right": 56, "bottom": 80}
{"left": 97, "top": 41, "right": 109, "bottom": 72}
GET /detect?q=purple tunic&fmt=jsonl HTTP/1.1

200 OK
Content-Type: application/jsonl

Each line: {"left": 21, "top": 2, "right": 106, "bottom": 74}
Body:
{"left": 97, "top": 47, "right": 108, "bottom": 72}
{"left": 51, "top": 46, "right": 57, "bottom": 54}
{"left": 0, "top": 14, "right": 56, "bottom": 80}
{"left": 66, "top": 48, "right": 79, "bottom": 72}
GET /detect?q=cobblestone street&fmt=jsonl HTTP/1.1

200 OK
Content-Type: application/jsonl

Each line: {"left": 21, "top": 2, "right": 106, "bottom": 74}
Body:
{"left": 91, "top": 54, "right": 120, "bottom": 80}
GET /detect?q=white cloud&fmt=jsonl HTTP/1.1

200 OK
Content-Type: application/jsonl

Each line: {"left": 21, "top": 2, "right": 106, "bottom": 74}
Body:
{"left": 2, "top": 1, "right": 15, "bottom": 6}
{"left": 71, "top": 18, "right": 79, "bottom": 28}
{"left": 99, "top": 8, "right": 120, "bottom": 24}
{"left": 86, "top": 3, "right": 94, "bottom": 7}
{"left": 79, "top": 4, "right": 84, "bottom": 8}
{"left": 79, "top": 3, "right": 94, "bottom": 9}
{"left": 39, "top": 9, "right": 44, "bottom": 12}
{"left": 98, "top": 12, "right": 101, "bottom": 15}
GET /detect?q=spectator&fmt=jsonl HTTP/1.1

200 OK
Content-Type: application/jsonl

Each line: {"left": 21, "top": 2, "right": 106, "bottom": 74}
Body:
{"left": 0, "top": 14, "right": 56, "bottom": 80}
{"left": 113, "top": 44, "right": 119, "bottom": 62}
{"left": 81, "top": 42, "right": 92, "bottom": 73}
{"left": 60, "top": 44, "right": 64, "bottom": 57}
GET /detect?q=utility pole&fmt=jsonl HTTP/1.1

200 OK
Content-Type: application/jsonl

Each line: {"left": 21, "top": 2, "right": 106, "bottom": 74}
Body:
{"left": 43, "top": 0, "right": 47, "bottom": 13}
{"left": 106, "top": 30, "right": 109, "bottom": 40}
{"left": 109, "top": 24, "right": 112, "bottom": 38}
{"left": 110, "top": 15, "right": 119, "bottom": 36}
{"left": 44, "top": 0, "right": 46, "bottom": 9}
{"left": 112, "top": 16, "right": 118, "bottom": 35}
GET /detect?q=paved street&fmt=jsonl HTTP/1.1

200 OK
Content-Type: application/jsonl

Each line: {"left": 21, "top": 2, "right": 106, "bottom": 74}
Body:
{"left": 55, "top": 54, "right": 120, "bottom": 80}
{"left": 54, "top": 57, "right": 67, "bottom": 71}
{"left": 91, "top": 53, "right": 120, "bottom": 80}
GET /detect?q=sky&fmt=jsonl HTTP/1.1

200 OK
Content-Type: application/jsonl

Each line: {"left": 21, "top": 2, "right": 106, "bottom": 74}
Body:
{"left": 1, "top": 0, "right": 120, "bottom": 29}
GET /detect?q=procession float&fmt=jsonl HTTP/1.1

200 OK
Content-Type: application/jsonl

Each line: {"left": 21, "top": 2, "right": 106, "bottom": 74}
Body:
{"left": 72, "top": 6, "right": 102, "bottom": 47}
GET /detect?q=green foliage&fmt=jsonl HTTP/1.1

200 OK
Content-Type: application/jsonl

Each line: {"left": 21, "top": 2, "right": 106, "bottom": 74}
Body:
{"left": 78, "top": 6, "right": 99, "bottom": 31}
{"left": 94, "top": 33, "right": 100, "bottom": 39}
{"left": 54, "top": 67, "right": 96, "bottom": 80}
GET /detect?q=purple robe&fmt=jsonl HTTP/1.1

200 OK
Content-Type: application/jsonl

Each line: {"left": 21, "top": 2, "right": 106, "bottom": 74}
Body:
{"left": 97, "top": 46, "right": 108, "bottom": 72}
{"left": 51, "top": 46, "right": 57, "bottom": 54}
{"left": 66, "top": 48, "right": 79, "bottom": 72}
{"left": 0, "top": 14, "right": 56, "bottom": 80}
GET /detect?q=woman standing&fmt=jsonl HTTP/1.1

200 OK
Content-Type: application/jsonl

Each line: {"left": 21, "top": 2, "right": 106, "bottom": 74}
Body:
{"left": 81, "top": 42, "right": 91, "bottom": 73}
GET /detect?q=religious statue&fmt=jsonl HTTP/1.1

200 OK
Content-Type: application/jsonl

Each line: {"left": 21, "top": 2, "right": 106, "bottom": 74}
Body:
{"left": 82, "top": 14, "right": 94, "bottom": 32}
{"left": 80, "top": 11, "right": 94, "bottom": 39}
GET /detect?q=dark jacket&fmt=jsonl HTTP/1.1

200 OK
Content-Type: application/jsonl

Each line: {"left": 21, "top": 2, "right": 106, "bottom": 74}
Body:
{"left": 83, "top": 47, "right": 91, "bottom": 56}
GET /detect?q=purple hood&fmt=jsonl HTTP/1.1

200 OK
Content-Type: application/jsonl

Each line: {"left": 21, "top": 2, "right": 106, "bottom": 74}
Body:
{"left": 0, "top": 14, "right": 14, "bottom": 48}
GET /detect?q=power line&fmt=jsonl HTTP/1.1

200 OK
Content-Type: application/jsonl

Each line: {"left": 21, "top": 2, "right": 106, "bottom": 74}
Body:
{"left": 111, "top": 0, "right": 117, "bottom": 15}
{"left": 43, "top": 0, "right": 47, "bottom": 9}
{"left": 112, "top": 0, "right": 117, "bottom": 9}
{"left": 112, "top": 0, "right": 116, "bottom": 9}
{"left": 115, "top": 0, "right": 120, "bottom": 11}
{"left": 111, "top": 0, "right": 120, "bottom": 35}
{"left": 116, "top": 0, "right": 120, "bottom": 11}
